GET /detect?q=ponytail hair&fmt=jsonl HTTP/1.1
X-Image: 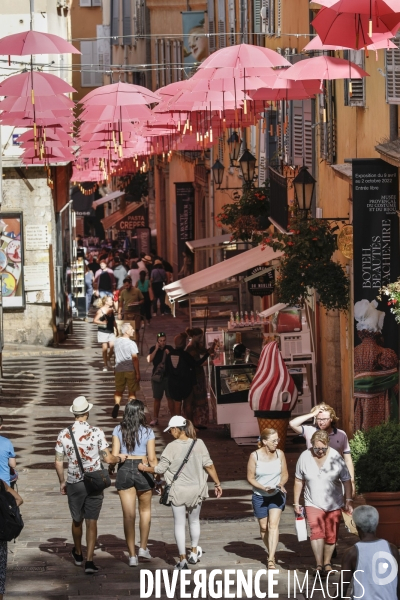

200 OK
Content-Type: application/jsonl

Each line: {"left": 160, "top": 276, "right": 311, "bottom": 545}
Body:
{"left": 177, "top": 419, "right": 197, "bottom": 440}
{"left": 186, "top": 327, "right": 203, "bottom": 338}
{"left": 258, "top": 427, "right": 278, "bottom": 449}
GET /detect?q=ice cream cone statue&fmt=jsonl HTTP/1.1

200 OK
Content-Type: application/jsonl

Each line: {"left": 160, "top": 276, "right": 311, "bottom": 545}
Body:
{"left": 249, "top": 341, "right": 298, "bottom": 450}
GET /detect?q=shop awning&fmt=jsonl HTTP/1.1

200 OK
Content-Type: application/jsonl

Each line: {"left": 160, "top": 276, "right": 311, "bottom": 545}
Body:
{"left": 259, "top": 303, "right": 288, "bottom": 318}
{"left": 101, "top": 202, "right": 143, "bottom": 230}
{"left": 92, "top": 190, "right": 124, "bottom": 208}
{"left": 186, "top": 233, "right": 232, "bottom": 252}
{"left": 164, "top": 245, "right": 284, "bottom": 302}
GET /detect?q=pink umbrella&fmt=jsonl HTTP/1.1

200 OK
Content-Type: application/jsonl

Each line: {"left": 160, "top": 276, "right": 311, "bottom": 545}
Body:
{"left": 248, "top": 74, "right": 322, "bottom": 101}
{"left": 0, "top": 30, "right": 80, "bottom": 55}
{"left": 312, "top": 7, "right": 400, "bottom": 49}
{"left": 199, "top": 43, "right": 290, "bottom": 69}
{"left": 0, "top": 95, "right": 74, "bottom": 112}
{"left": 303, "top": 32, "right": 397, "bottom": 50}
{"left": 81, "top": 82, "right": 159, "bottom": 106}
{"left": 317, "top": 0, "right": 400, "bottom": 14}
{"left": 0, "top": 72, "right": 76, "bottom": 96}
{"left": 280, "top": 55, "right": 369, "bottom": 81}
{"left": 17, "top": 128, "right": 73, "bottom": 142}
{"left": 79, "top": 104, "right": 153, "bottom": 122}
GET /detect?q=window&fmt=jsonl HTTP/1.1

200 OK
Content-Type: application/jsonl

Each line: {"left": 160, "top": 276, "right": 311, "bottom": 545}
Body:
{"left": 217, "top": 0, "right": 226, "bottom": 49}
{"left": 122, "top": 0, "right": 132, "bottom": 42}
{"left": 386, "top": 32, "right": 400, "bottom": 104}
{"left": 290, "top": 99, "right": 313, "bottom": 170}
{"left": 111, "top": 0, "right": 120, "bottom": 45}
{"left": 228, "top": 0, "right": 236, "bottom": 46}
{"left": 80, "top": 0, "right": 102, "bottom": 6}
{"left": 80, "top": 40, "right": 103, "bottom": 87}
{"left": 319, "top": 81, "right": 336, "bottom": 164}
{"left": 240, "top": 0, "right": 248, "bottom": 43}
{"left": 344, "top": 50, "right": 365, "bottom": 107}
{"left": 208, "top": 0, "right": 216, "bottom": 53}
{"left": 254, "top": 0, "right": 274, "bottom": 35}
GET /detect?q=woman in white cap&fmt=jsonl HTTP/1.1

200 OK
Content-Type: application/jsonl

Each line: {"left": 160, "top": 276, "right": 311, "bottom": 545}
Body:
{"left": 138, "top": 416, "right": 222, "bottom": 569}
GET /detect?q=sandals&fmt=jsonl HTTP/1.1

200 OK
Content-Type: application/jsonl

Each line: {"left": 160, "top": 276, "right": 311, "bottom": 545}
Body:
{"left": 313, "top": 565, "right": 323, "bottom": 575}
{"left": 322, "top": 564, "right": 336, "bottom": 576}
{"left": 267, "top": 559, "right": 276, "bottom": 570}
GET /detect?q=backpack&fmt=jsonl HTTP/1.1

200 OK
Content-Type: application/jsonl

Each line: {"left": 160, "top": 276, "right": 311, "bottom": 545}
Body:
{"left": 167, "top": 353, "right": 195, "bottom": 401}
{"left": 0, "top": 479, "right": 24, "bottom": 542}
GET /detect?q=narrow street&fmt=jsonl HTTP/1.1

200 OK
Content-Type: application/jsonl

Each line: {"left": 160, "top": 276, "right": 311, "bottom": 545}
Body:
{"left": 0, "top": 315, "right": 356, "bottom": 599}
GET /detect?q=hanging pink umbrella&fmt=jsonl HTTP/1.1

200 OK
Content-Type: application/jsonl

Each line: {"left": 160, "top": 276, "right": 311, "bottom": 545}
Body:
{"left": 198, "top": 43, "right": 290, "bottom": 69}
{"left": 79, "top": 104, "right": 153, "bottom": 122}
{"left": 248, "top": 74, "right": 322, "bottom": 100}
{"left": 303, "top": 32, "right": 397, "bottom": 50}
{"left": 81, "top": 82, "right": 159, "bottom": 106}
{"left": 0, "top": 95, "right": 75, "bottom": 112}
{"left": 0, "top": 30, "right": 80, "bottom": 55}
{"left": 280, "top": 55, "right": 369, "bottom": 80}
{"left": 312, "top": 7, "right": 400, "bottom": 49}
{"left": 317, "top": 0, "right": 400, "bottom": 14}
{"left": 0, "top": 72, "right": 76, "bottom": 96}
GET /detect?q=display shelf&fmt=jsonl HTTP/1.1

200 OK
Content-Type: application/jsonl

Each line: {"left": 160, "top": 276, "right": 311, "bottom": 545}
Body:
{"left": 189, "top": 286, "right": 240, "bottom": 328}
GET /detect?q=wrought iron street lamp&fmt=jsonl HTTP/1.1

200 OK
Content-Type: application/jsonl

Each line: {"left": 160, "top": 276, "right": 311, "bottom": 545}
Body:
{"left": 227, "top": 131, "right": 241, "bottom": 164}
{"left": 293, "top": 165, "right": 316, "bottom": 218}
{"left": 239, "top": 149, "right": 257, "bottom": 185}
{"left": 211, "top": 158, "right": 225, "bottom": 188}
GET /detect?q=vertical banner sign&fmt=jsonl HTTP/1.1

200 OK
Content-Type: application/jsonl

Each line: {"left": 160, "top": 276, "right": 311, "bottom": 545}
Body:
{"left": 182, "top": 11, "right": 209, "bottom": 74}
{"left": 353, "top": 159, "right": 399, "bottom": 429}
{"left": 175, "top": 183, "right": 195, "bottom": 273}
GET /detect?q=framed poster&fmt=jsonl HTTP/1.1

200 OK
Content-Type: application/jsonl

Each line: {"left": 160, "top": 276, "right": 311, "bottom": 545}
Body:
{"left": 182, "top": 11, "right": 209, "bottom": 73}
{"left": 0, "top": 213, "right": 25, "bottom": 308}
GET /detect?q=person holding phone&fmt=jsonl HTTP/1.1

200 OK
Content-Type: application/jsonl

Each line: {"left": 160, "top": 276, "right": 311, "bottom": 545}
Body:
{"left": 247, "top": 428, "right": 288, "bottom": 570}
{"left": 147, "top": 333, "right": 175, "bottom": 426}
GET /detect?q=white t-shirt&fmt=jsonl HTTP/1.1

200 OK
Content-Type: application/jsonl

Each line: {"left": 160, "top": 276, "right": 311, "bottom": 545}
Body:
{"left": 295, "top": 447, "right": 351, "bottom": 511}
{"left": 127, "top": 269, "right": 141, "bottom": 286}
{"left": 114, "top": 337, "right": 139, "bottom": 372}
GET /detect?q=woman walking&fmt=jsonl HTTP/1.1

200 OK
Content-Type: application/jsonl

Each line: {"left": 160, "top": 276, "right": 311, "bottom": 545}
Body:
{"left": 93, "top": 296, "right": 118, "bottom": 371}
{"left": 128, "top": 260, "right": 141, "bottom": 287}
{"left": 112, "top": 400, "right": 157, "bottom": 566}
{"left": 0, "top": 481, "right": 23, "bottom": 600}
{"left": 136, "top": 270, "right": 152, "bottom": 326}
{"left": 294, "top": 430, "right": 353, "bottom": 576}
{"left": 185, "top": 328, "right": 211, "bottom": 429}
{"left": 138, "top": 416, "right": 222, "bottom": 569}
{"left": 150, "top": 259, "right": 167, "bottom": 316}
{"left": 84, "top": 264, "right": 94, "bottom": 321}
{"left": 247, "top": 428, "right": 288, "bottom": 569}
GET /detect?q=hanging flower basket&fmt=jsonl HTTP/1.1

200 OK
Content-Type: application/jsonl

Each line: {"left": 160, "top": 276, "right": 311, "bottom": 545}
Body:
{"left": 378, "top": 278, "right": 400, "bottom": 324}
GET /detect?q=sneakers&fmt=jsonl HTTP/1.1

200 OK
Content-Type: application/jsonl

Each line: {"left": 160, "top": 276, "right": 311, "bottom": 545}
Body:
{"left": 112, "top": 404, "right": 120, "bottom": 419}
{"left": 188, "top": 546, "right": 202, "bottom": 565}
{"left": 71, "top": 547, "right": 83, "bottom": 566}
{"left": 129, "top": 555, "right": 139, "bottom": 567}
{"left": 139, "top": 547, "right": 152, "bottom": 559}
{"left": 175, "top": 559, "right": 189, "bottom": 570}
{"left": 150, "top": 419, "right": 158, "bottom": 426}
{"left": 102, "top": 367, "right": 108, "bottom": 372}
{"left": 85, "top": 561, "right": 99, "bottom": 574}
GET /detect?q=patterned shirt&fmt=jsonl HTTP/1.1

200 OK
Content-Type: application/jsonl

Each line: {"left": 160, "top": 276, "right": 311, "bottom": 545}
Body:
{"left": 55, "top": 421, "right": 109, "bottom": 484}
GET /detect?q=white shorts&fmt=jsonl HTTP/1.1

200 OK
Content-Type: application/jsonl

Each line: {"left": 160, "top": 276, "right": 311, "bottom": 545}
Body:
{"left": 97, "top": 331, "right": 116, "bottom": 344}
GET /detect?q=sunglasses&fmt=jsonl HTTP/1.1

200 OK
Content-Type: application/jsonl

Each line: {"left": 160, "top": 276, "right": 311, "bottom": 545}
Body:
{"left": 313, "top": 447, "right": 328, "bottom": 452}
{"left": 157, "top": 333, "right": 166, "bottom": 338}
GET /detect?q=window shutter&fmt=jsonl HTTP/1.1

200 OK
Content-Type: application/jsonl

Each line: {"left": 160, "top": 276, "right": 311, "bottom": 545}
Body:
{"left": 254, "top": 0, "right": 261, "bottom": 34}
{"left": 266, "top": 0, "right": 275, "bottom": 35}
{"left": 81, "top": 41, "right": 93, "bottom": 87}
{"left": 266, "top": 110, "right": 278, "bottom": 170}
{"left": 176, "top": 41, "right": 182, "bottom": 81}
{"left": 165, "top": 40, "right": 172, "bottom": 85}
{"left": 217, "top": 0, "right": 226, "bottom": 49}
{"left": 122, "top": 0, "right": 132, "bottom": 42}
{"left": 97, "top": 24, "right": 110, "bottom": 75}
{"left": 290, "top": 99, "right": 313, "bottom": 169}
{"left": 80, "top": 0, "right": 92, "bottom": 7}
{"left": 159, "top": 39, "right": 165, "bottom": 87}
{"left": 250, "top": 124, "right": 257, "bottom": 157}
{"left": 111, "top": 0, "right": 120, "bottom": 45}
{"left": 386, "top": 32, "right": 400, "bottom": 104}
{"left": 240, "top": 0, "right": 248, "bottom": 43}
{"left": 208, "top": 0, "right": 216, "bottom": 53}
{"left": 155, "top": 39, "right": 160, "bottom": 88}
{"left": 218, "top": 136, "right": 224, "bottom": 162}
{"left": 319, "top": 82, "right": 336, "bottom": 164}
{"left": 228, "top": 0, "right": 236, "bottom": 46}
{"left": 92, "top": 0, "right": 102, "bottom": 6}
{"left": 344, "top": 50, "right": 365, "bottom": 107}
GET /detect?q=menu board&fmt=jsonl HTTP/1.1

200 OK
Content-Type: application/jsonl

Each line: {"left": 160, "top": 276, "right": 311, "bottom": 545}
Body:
{"left": 0, "top": 213, "right": 25, "bottom": 308}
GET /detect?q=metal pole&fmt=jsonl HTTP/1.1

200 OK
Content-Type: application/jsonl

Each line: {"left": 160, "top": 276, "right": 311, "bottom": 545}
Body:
{"left": 30, "top": 0, "right": 34, "bottom": 30}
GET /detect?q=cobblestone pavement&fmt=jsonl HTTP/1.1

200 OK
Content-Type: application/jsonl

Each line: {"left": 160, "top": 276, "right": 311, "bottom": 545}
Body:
{"left": 0, "top": 314, "right": 357, "bottom": 599}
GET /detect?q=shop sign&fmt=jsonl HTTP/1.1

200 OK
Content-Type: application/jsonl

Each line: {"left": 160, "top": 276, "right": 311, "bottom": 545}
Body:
{"left": 116, "top": 205, "right": 147, "bottom": 230}
{"left": 136, "top": 227, "right": 151, "bottom": 256}
{"left": 247, "top": 266, "right": 275, "bottom": 297}
{"left": 353, "top": 158, "right": 400, "bottom": 426}
{"left": 71, "top": 186, "right": 95, "bottom": 217}
{"left": 175, "top": 183, "right": 195, "bottom": 272}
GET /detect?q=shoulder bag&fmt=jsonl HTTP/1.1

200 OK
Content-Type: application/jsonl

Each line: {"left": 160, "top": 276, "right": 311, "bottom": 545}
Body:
{"left": 68, "top": 426, "right": 111, "bottom": 494}
{"left": 0, "top": 479, "right": 24, "bottom": 542}
{"left": 151, "top": 350, "right": 167, "bottom": 384}
{"left": 159, "top": 439, "right": 197, "bottom": 506}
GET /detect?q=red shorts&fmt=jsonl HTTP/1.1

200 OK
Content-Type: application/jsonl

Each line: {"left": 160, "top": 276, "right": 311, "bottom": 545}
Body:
{"left": 305, "top": 506, "right": 341, "bottom": 544}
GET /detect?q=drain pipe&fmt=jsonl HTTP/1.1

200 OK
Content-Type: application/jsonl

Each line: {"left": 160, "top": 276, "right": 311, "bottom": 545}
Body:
{"left": 390, "top": 105, "right": 398, "bottom": 141}
{"left": 209, "top": 146, "right": 215, "bottom": 267}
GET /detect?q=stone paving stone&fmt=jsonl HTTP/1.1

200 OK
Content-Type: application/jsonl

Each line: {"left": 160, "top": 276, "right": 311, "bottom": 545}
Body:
{"left": 0, "top": 313, "right": 357, "bottom": 597}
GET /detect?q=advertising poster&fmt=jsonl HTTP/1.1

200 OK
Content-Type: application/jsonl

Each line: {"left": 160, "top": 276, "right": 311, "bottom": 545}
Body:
{"left": 182, "top": 11, "right": 209, "bottom": 72}
{"left": 175, "top": 182, "right": 195, "bottom": 273}
{"left": 0, "top": 213, "right": 25, "bottom": 308}
{"left": 353, "top": 158, "right": 400, "bottom": 429}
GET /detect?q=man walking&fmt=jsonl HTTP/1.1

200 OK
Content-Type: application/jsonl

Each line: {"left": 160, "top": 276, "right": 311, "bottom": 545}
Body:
{"left": 55, "top": 396, "right": 123, "bottom": 574}
{"left": 118, "top": 276, "right": 144, "bottom": 338}
{"left": 94, "top": 260, "right": 116, "bottom": 298}
{"left": 0, "top": 416, "right": 16, "bottom": 487}
{"left": 112, "top": 323, "right": 141, "bottom": 419}
{"left": 341, "top": 505, "right": 399, "bottom": 599}
{"left": 113, "top": 256, "right": 127, "bottom": 291}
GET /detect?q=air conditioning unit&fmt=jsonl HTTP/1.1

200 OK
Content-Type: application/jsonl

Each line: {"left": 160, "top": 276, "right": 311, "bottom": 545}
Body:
{"left": 279, "top": 332, "right": 311, "bottom": 359}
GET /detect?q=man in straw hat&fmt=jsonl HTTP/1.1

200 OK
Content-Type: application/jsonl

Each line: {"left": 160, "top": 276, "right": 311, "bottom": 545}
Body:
{"left": 55, "top": 396, "right": 124, "bottom": 574}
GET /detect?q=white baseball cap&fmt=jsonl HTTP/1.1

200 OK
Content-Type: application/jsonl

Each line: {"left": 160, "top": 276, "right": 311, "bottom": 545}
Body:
{"left": 164, "top": 416, "right": 187, "bottom": 432}
{"left": 70, "top": 396, "right": 93, "bottom": 414}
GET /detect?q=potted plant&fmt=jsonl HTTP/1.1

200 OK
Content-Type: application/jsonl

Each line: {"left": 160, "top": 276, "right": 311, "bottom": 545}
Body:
{"left": 350, "top": 421, "right": 400, "bottom": 545}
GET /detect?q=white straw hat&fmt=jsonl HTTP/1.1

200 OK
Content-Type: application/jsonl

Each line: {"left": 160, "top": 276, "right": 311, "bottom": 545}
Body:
{"left": 164, "top": 415, "right": 187, "bottom": 432}
{"left": 70, "top": 396, "right": 93, "bottom": 414}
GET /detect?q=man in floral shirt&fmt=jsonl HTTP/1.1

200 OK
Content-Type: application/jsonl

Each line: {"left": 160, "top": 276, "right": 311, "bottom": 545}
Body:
{"left": 55, "top": 396, "right": 123, "bottom": 574}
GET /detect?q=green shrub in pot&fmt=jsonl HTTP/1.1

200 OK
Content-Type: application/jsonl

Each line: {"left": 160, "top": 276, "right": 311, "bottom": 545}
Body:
{"left": 350, "top": 421, "right": 400, "bottom": 493}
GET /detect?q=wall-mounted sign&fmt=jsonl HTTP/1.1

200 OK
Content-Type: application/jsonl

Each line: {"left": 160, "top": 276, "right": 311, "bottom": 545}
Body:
{"left": 247, "top": 266, "right": 275, "bottom": 297}
{"left": 25, "top": 225, "right": 50, "bottom": 250}
{"left": 337, "top": 224, "right": 353, "bottom": 259}
{"left": 175, "top": 183, "right": 195, "bottom": 272}
{"left": 0, "top": 213, "right": 25, "bottom": 309}
{"left": 24, "top": 264, "right": 50, "bottom": 291}
{"left": 116, "top": 205, "right": 147, "bottom": 230}
{"left": 136, "top": 227, "right": 151, "bottom": 257}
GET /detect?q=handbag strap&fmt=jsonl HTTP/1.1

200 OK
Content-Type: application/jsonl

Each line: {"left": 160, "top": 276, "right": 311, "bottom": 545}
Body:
{"left": 160, "top": 350, "right": 167, "bottom": 367}
{"left": 171, "top": 439, "right": 197, "bottom": 483}
{"left": 68, "top": 426, "right": 85, "bottom": 477}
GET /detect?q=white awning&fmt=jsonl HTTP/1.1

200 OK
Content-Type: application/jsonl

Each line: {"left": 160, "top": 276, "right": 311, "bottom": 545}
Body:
{"left": 186, "top": 233, "right": 232, "bottom": 252}
{"left": 92, "top": 190, "right": 124, "bottom": 208}
{"left": 259, "top": 303, "right": 288, "bottom": 318}
{"left": 164, "top": 245, "right": 284, "bottom": 301}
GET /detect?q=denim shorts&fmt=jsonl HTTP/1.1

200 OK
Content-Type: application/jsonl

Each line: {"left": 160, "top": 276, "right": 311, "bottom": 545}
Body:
{"left": 115, "top": 459, "right": 155, "bottom": 492}
{"left": 252, "top": 491, "right": 286, "bottom": 519}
